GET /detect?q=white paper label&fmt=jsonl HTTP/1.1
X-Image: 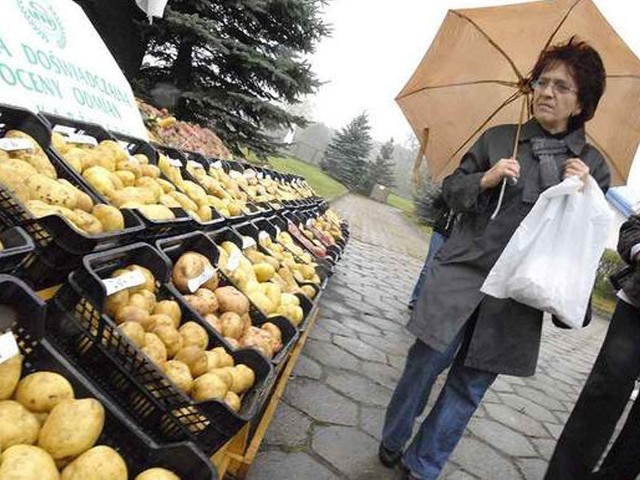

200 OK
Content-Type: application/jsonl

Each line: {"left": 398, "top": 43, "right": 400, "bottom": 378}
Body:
{"left": 266, "top": 174, "right": 273, "bottom": 181}
{"left": 241, "top": 236, "right": 257, "bottom": 249}
{"left": 298, "top": 223, "right": 304, "bottom": 230}
{"left": 229, "top": 170, "right": 243, "bottom": 180}
{"left": 257, "top": 172, "right": 264, "bottom": 180}
{"left": 65, "top": 133, "right": 98, "bottom": 146}
{"left": 0, "top": 138, "right": 34, "bottom": 152}
{"left": 227, "top": 250, "right": 242, "bottom": 271}
{"left": 243, "top": 169, "right": 256, "bottom": 179}
{"left": 187, "top": 264, "right": 216, "bottom": 293}
{"left": 306, "top": 219, "right": 313, "bottom": 227}
{"left": 53, "top": 125, "right": 77, "bottom": 135}
{"left": 0, "top": 331, "right": 19, "bottom": 365}
{"left": 168, "top": 157, "right": 183, "bottom": 168}
{"left": 211, "top": 161, "right": 223, "bottom": 169}
{"left": 188, "top": 160, "right": 204, "bottom": 170}
{"left": 118, "top": 140, "right": 131, "bottom": 151}
{"left": 258, "top": 231, "right": 269, "bottom": 242}
{"left": 103, "top": 270, "right": 146, "bottom": 296}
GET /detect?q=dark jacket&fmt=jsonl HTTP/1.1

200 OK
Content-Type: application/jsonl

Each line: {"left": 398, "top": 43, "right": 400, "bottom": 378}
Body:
{"left": 615, "top": 215, "right": 640, "bottom": 303}
{"left": 407, "top": 119, "right": 610, "bottom": 377}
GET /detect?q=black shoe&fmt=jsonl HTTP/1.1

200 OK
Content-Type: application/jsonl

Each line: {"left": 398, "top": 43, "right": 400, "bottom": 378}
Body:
{"left": 408, "top": 302, "right": 414, "bottom": 311}
{"left": 400, "top": 463, "right": 421, "bottom": 479}
{"left": 378, "top": 443, "right": 402, "bottom": 468}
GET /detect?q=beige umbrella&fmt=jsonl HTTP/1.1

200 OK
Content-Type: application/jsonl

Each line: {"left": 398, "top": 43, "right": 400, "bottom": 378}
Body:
{"left": 398, "top": 0, "right": 640, "bottom": 185}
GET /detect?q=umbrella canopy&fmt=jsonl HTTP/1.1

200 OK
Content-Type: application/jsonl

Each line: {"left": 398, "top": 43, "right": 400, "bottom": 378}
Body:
{"left": 398, "top": 0, "right": 640, "bottom": 185}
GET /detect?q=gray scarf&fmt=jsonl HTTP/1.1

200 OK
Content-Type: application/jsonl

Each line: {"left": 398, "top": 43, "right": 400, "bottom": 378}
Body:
{"left": 523, "top": 137, "right": 570, "bottom": 203}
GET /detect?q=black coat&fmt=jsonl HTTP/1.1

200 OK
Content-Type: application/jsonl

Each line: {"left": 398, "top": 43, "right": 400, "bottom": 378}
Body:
{"left": 615, "top": 215, "right": 640, "bottom": 303}
{"left": 407, "top": 119, "right": 610, "bottom": 377}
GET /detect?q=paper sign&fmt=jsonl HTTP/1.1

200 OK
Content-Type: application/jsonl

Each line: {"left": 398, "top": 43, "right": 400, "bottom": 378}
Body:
{"left": 188, "top": 160, "right": 204, "bottom": 170}
{"left": 167, "top": 157, "right": 182, "bottom": 168}
{"left": 0, "top": 137, "right": 34, "bottom": 151}
{"left": 227, "top": 250, "right": 242, "bottom": 271}
{"left": 103, "top": 269, "right": 146, "bottom": 296}
{"left": 0, "top": 331, "right": 20, "bottom": 365}
{"left": 53, "top": 125, "right": 77, "bottom": 135}
{"left": 0, "top": 0, "right": 148, "bottom": 139}
{"left": 258, "top": 231, "right": 269, "bottom": 242}
{"left": 187, "top": 264, "right": 216, "bottom": 293}
{"left": 211, "top": 161, "right": 223, "bottom": 169}
{"left": 65, "top": 133, "right": 98, "bottom": 146}
{"left": 241, "top": 236, "right": 257, "bottom": 249}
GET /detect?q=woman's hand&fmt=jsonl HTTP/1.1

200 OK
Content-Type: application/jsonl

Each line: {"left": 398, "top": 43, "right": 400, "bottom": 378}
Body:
{"left": 564, "top": 158, "right": 590, "bottom": 182}
{"left": 480, "top": 158, "right": 520, "bottom": 191}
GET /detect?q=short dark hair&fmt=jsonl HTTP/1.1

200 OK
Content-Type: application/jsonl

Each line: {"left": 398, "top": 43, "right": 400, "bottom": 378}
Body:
{"left": 529, "top": 36, "right": 606, "bottom": 129}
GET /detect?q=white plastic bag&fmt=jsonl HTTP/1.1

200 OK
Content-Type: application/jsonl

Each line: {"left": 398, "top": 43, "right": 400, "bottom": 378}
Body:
{"left": 481, "top": 176, "right": 613, "bottom": 328}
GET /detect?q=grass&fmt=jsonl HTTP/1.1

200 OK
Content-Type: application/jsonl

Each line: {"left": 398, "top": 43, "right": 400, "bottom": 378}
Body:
{"left": 592, "top": 290, "right": 617, "bottom": 317}
{"left": 387, "top": 193, "right": 414, "bottom": 213}
{"left": 267, "top": 156, "right": 348, "bottom": 201}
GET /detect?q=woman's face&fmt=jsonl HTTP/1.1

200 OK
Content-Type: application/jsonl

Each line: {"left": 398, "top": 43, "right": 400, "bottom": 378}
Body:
{"left": 532, "top": 62, "right": 582, "bottom": 134}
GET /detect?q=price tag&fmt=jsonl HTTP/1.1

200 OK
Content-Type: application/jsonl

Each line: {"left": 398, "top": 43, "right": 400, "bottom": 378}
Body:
{"left": 0, "top": 331, "right": 19, "bottom": 366}
{"left": 211, "top": 161, "right": 223, "bottom": 169}
{"left": 0, "top": 137, "right": 34, "bottom": 152}
{"left": 298, "top": 223, "right": 304, "bottom": 230}
{"left": 188, "top": 160, "right": 204, "bottom": 170}
{"left": 168, "top": 157, "right": 183, "bottom": 168}
{"left": 187, "top": 264, "right": 216, "bottom": 293}
{"left": 229, "top": 170, "right": 243, "bottom": 180}
{"left": 65, "top": 133, "right": 98, "bottom": 147}
{"left": 103, "top": 270, "right": 146, "bottom": 296}
{"left": 243, "top": 169, "right": 256, "bottom": 179}
{"left": 257, "top": 172, "right": 264, "bottom": 180}
{"left": 241, "top": 236, "right": 257, "bottom": 249}
{"left": 266, "top": 175, "right": 273, "bottom": 181}
{"left": 227, "top": 250, "right": 242, "bottom": 271}
{"left": 258, "top": 231, "right": 270, "bottom": 242}
{"left": 306, "top": 219, "right": 313, "bottom": 227}
{"left": 53, "top": 125, "right": 77, "bottom": 135}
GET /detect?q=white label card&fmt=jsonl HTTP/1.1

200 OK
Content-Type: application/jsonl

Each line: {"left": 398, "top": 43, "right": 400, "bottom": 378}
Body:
{"left": 227, "top": 250, "right": 242, "bottom": 271}
{"left": 266, "top": 175, "right": 273, "bottom": 181}
{"left": 65, "top": 133, "right": 98, "bottom": 146}
{"left": 211, "top": 161, "right": 223, "bottom": 169}
{"left": 187, "top": 265, "right": 216, "bottom": 293}
{"left": 242, "top": 236, "right": 257, "bottom": 249}
{"left": 0, "top": 331, "right": 19, "bottom": 365}
{"left": 103, "top": 270, "right": 146, "bottom": 296}
{"left": 243, "top": 169, "right": 256, "bottom": 179}
{"left": 188, "top": 160, "right": 204, "bottom": 170}
{"left": 257, "top": 172, "right": 264, "bottom": 179}
{"left": 168, "top": 157, "right": 183, "bottom": 168}
{"left": 0, "top": 138, "right": 34, "bottom": 152}
{"left": 53, "top": 125, "right": 77, "bottom": 135}
{"left": 258, "top": 231, "right": 270, "bottom": 242}
{"left": 306, "top": 219, "right": 313, "bottom": 227}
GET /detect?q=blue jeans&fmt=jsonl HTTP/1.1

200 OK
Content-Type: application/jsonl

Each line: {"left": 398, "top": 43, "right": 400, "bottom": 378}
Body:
{"left": 409, "top": 231, "right": 446, "bottom": 306}
{"left": 381, "top": 321, "right": 497, "bottom": 479}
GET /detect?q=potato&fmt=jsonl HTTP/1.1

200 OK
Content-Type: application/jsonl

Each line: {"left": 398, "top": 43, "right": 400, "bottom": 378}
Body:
{"left": 183, "top": 295, "right": 211, "bottom": 317}
{"left": 118, "top": 321, "right": 146, "bottom": 348}
{"left": 126, "top": 265, "right": 156, "bottom": 293}
{"left": 114, "top": 305, "right": 150, "bottom": 329}
{"left": 68, "top": 209, "right": 103, "bottom": 235}
{"left": 163, "top": 361, "right": 193, "bottom": 393}
{"left": 0, "top": 400, "right": 40, "bottom": 449}
{"left": 152, "top": 300, "right": 181, "bottom": 328}
{"left": 252, "top": 263, "right": 275, "bottom": 282}
{"left": 14, "top": 372, "right": 75, "bottom": 413}
{"left": 152, "top": 325, "right": 183, "bottom": 358}
{"left": 174, "top": 346, "right": 209, "bottom": 378}
{"left": 135, "top": 468, "right": 180, "bottom": 480}
{"left": 26, "top": 174, "right": 76, "bottom": 208}
{"left": 58, "top": 179, "right": 93, "bottom": 212}
{"left": 247, "top": 291, "right": 274, "bottom": 315}
{"left": 0, "top": 445, "right": 59, "bottom": 480}
{"left": 0, "top": 354, "right": 22, "bottom": 400}
{"left": 172, "top": 253, "right": 216, "bottom": 294}
{"left": 261, "top": 322, "right": 283, "bottom": 351}
{"left": 104, "top": 290, "right": 129, "bottom": 317}
{"left": 219, "top": 312, "right": 244, "bottom": 339}
{"left": 215, "top": 286, "right": 249, "bottom": 315}
{"left": 82, "top": 166, "right": 117, "bottom": 198}
{"left": 233, "top": 365, "right": 256, "bottom": 393}
{"left": 137, "top": 204, "right": 176, "bottom": 221}
{"left": 38, "top": 399, "right": 105, "bottom": 461}
{"left": 210, "top": 347, "right": 234, "bottom": 368}
{"left": 224, "top": 391, "right": 241, "bottom": 413}
{"left": 191, "top": 373, "right": 228, "bottom": 401}
{"left": 168, "top": 191, "right": 197, "bottom": 213}
{"left": 210, "top": 367, "right": 234, "bottom": 389}
{"left": 142, "top": 333, "right": 167, "bottom": 365}
{"left": 194, "top": 288, "right": 218, "bottom": 312}
{"left": 240, "top": 327, "right": 274, "bottom": 358}
{"left": 140, "top": 164, "right": 160, "bottom": 178}
{"left": 225, "top": 337, "right": 240, "bottom": 349}
{"left": 135, "top": 177, "right": 163, "bottom": 201}
{"left": 155, "top": 179, "right": 175, "bottom": 194}
{"left": 114, "top": 170, "right": 136, "bottom": 187}
{"left": 204, "top": 314, "right": 221, "bottom": 333}
{"left": 179, "top": 322, "right": 209, "bottom": 350}
{"left": 147, "top": 314, "right": 175, "bottom": 331}
{"left": 61, "top": 445, "right": 127, "bottom": 480}
{"left": 128, "top": 292, "right": 155, "bottom": 313}
{"left": 91, "top": 204, "right": 124, "bottom": 232}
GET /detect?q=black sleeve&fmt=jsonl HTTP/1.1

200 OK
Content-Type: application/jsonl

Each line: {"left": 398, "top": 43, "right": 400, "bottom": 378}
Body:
{"left": 618, "top": 215, "right": 640, "bottom": 265}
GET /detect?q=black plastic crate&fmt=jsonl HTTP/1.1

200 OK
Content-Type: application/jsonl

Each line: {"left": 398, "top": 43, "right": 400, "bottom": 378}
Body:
{"left": 156, "top": 231, "right": 299, "bottom": 365}
{"left": 0, "top": 224, "right": 34, "bottom": 274}
{"left": 49, "top": 243, "right": 272, "bottom": 455}
{"left": 0, "top": 275, "right": 217, "bottom": 479}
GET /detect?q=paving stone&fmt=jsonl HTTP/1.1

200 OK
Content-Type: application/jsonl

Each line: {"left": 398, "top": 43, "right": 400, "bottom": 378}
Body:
{"left": 388, "top": 353, "right": 407, "bottom": 371}
{"left": 317, "top": 317, "right": 355, "bottom": 336}
{"left": 293, "top": 354, "right": 323, "bottom": 380}
{"left": 361, "top": 361, "right": 402, "bottom": 389}
{"left": 359, "top": 314, "right": 406, "bottom": 333}
{"left": 450, "top": 437, "right": 523, "bottom": 480}
{"left": 491, "top": 376, "right": 516, "bottom": 393}
{"left": 532, "top": 438, "right": 556, "bottom": 461}
{"left": 322, "top": 301, "right": 358, "bottom": 316}
{"left": 482, "top": 388, "right": 502, "bottom": 404}
{"left": 308, "top": 325, "right": 332, "bottom": 342}
{"left": 263, "top": 401, "right": 311, "bottom": 447}
{"left": 341, "top": 317, "right": 381, "bottom": 335}
{"left": 304, "top": 338, "right": 362, "bottom": 372}
{"left": 499, "top": 393, "right": 560, "bottom": 424}
{"left": 485, "top": 404, "right": 548, "bottom": 437}
{"left": 312, "top": 425, "right": 403, "bottom": 479}
{"left": 284, "top": 378, "right": 358, "bottom": 425}
{"left": 517, "top": 458, "right": 548, "bottom": 480}
{"left": 544, "top": 422, "right": 564, "bottom": 440}
{"left": 247, "top": 451, "right": 339, "bottom": 480}
{"left": 326, "top": 370, "right": 393, "bottom": 407}
{"left": 467, "top": 418, "right": 537, "bottom": 457}
{"left": 513, "top": 386, "right": 566, "bottom": 411}
{"left": 333, "top": 335, "right": 388, "bottom": 363}
{"left": 360, "top": 406, "right": 385, "bottom": 441}
{"left": 445, "top": 471, "right": 477, "bottom": 480}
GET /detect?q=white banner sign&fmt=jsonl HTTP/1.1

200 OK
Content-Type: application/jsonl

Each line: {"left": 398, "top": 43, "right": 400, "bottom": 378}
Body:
{"left": 0, "top": 0, "right": 148, "bottom": 139}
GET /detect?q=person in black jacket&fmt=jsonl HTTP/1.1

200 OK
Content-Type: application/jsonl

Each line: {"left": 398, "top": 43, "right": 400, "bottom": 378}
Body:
{"left": 545, "top": 214, "right": 640, "bottom": 480}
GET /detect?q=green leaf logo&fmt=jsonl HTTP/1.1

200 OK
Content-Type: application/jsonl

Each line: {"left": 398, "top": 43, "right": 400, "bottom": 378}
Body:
{"left": 17, "top": 0, "right": 66, "bottom": 49}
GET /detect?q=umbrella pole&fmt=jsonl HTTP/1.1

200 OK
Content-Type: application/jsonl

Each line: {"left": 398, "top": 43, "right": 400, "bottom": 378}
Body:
{"left": 490, "top": 95, "right": 527, "bottom": 220}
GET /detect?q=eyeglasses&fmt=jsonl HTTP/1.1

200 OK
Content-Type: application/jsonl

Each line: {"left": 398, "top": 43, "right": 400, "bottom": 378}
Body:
{"left": 531, "top": 78, "right": 578, "bottom": 96}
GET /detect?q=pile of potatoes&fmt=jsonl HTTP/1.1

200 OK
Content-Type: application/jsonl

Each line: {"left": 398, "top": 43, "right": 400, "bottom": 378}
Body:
{"left": 276, "top": 230, "right": 326, "bottom": 266}
{"left": 216, "top": 241, "right": 305, "bottom": 326}
{"left": 255, "top": 234, "right": 321, "bottom": 291}
{"left": 313, "top": 212, "right": 344, "bottom": 242}
{"left": 172, "top": 251, "right": 284, "bottom": 358}
{"left": 185, "top": 162, "right": 253, "bottom": 218}
{"left": 0, "top": 130, "right": 125, "bottom": 235}
{"left": 103, "top": 263, "right": 256, "bottom": 411}
{"left": 0, "top": 343, "right": 181, "bottom": 480}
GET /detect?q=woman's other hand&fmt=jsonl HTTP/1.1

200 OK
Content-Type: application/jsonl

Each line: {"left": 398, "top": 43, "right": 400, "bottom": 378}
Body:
{"left": 480, "top": 158, "right": 520, "bottom": 191}
{"left": 564, "top": 158, "right": 590, "bottom": 183}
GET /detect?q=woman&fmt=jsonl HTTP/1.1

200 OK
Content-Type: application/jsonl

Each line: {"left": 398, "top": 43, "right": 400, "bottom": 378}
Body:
{"left": 379, "top": 37, "right": 611, "bottom": 480}
{"left": 545, "top": 214, "right": 640, "bottom": 480}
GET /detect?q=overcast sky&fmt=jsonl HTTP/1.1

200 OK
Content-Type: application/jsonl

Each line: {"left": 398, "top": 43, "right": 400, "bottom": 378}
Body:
{"left": 306, "top": 0, "right": 640, "bottom": 190}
